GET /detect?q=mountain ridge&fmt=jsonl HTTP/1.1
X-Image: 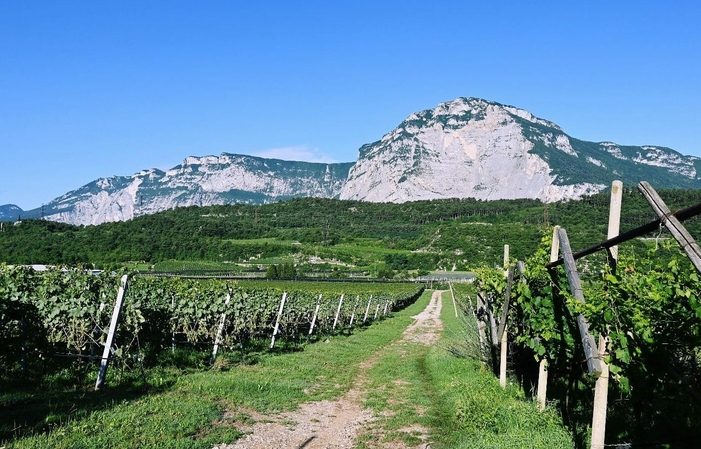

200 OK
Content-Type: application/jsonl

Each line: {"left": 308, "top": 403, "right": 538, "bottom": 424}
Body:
{"left": 2, "top": 97, "right": 699, "bottom": 225}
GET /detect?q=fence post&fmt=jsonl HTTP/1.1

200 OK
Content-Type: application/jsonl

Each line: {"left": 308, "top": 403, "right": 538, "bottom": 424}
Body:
{"left": 558, "top": 227, "right": 602, "bottom": 376}
{"left": 211, "top": 292, "right": 232, "bottom": 363}
{"left": 332, "top": 294, "right": 344, "bottom": 331}
{"left": 270, "top": 292, "right": 288, "bottom": 349}
{"left": 307, "top": 294, "right": 322, "bottom": 342}
{"left": 349, "top": 295, "right": 360, "bottom": 327}
{"left": 590, "top": 180, "right": 621, "bottom": 448}
{"left": 449, "top": 282, "right": 458, "bottom": 317}
{"left": 362, "top": 295, "right": 373, "bottom": 323}
{"left": 95, "top": 274, "right": 128, "bottom": 391}
{"left": 537, "top": 226, "right": 560, "bottom": 410}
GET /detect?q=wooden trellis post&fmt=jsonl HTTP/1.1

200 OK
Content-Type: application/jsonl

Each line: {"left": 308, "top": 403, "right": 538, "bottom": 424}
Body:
{"left": 499, "top": 264, "right": 515, "bottom": 388}
{"left": 95, "top": 274, "right": 128, "bottom": 391}
{"left": 538, "top": 226, "right": 560, "bottom": 410}
{"left": 590, "top": 180, "right": 622, "bottom": 449}
{"left": 558, "top": 228, "right": 602, "bottom": 377}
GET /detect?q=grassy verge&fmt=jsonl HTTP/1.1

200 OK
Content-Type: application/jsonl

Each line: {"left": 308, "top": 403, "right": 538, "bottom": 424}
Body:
{"left": 357, "top": 291, "right": 574, "bottom": 448}
{"left": 4, "top": 292, "right": 432, "bottom": 449}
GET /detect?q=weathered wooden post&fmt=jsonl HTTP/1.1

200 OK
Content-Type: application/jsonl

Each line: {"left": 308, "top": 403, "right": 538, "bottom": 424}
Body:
{"left": 590, "top": 180, "right": 621, "bottom": 448}
{"left": 270, "top": 292, "right": 288, "bottom": 349}
{"left": 558, "top": 228, "right": 602, "bottom": 376}
{"left": 537, "top": 226, "right": 560, "bottom": 410}
{"left": 95, "top": 274, "right": 128, "bottom": 391}
{"left": 499, "top": 264, "right": 515, "bottom": 388}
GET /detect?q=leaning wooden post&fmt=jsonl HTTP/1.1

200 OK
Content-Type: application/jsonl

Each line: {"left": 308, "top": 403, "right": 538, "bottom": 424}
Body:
{"left": 211, "top": 292, "right": 232, "bottom": 363}
{"left": 95, "top": 274, "right": 128, "bottom": 391}
{"left": 332, "top": 294, "right": 344, "bottom": 331}
{"left": 270, "top": 292, "right": 288, "bottom": 349}
{"left": 307, "top": 294, "right": 322, "bottom": 342}
{"left": 558, "top": 228, "right": 602, "bottom": 376}
{"left": 638, "top": 181, "right": 701, "bottom": 274}
{"left": 590, "top": 181, "right": 621, "bottom": 448}
{"left": 537, "top": 226, "right": 560, "bottom": 410}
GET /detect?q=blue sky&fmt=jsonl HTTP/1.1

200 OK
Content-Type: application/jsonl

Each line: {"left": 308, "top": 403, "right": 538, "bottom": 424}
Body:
{"left": 2, "top": 1, "right": 700, "bottom": 210}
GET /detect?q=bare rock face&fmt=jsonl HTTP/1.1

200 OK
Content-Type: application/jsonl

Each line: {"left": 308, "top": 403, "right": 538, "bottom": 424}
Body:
{"left": 12, "top": 97, "right": 700, "bottom": 225}
{"left": 339, "top": 97, "right": 699, "bottom": 203}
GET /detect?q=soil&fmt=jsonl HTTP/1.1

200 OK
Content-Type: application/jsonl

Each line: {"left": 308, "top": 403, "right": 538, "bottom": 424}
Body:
{"left": 215, "top": 290, "right": 444, "bottom": 449}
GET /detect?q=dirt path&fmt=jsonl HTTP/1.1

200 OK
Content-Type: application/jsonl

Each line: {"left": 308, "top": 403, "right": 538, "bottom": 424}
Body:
{"left": 217, "top": 290, "right": 444, "bottom": 449}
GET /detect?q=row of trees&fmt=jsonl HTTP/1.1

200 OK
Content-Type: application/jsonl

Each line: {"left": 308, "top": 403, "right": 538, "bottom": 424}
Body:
{"left": 1, "top": 191, "right": 700, "bottom": 270}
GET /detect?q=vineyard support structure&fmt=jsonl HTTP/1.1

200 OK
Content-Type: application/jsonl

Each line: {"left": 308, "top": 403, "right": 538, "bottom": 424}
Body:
{"left": 307, "top": 294, "right": 322, "bottom": 342}
{"left": 557, "top": 227, "right": 602, "bottom": 377}
{"left": 95, "top": 274, "right": 128, "bottom": 391}
{"left": 211, "top": 292, "right": 232, "bottom": 364}
{"left": 362, "top": 295, "right": 372, "bottom": 323}
{"left": 270, "top": 292, "right": 287, "bottom": 349}
{"left": 332, "top": 294, "right": 344, "bottom": 331}
{"left": 537, "top": 225, "right": 560, "bottom": 411}
{"left": 589, "top": 180, "right": 622, "bottom": 448}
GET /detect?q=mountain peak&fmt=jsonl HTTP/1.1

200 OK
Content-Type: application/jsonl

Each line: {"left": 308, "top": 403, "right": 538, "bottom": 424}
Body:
{"left": 6, "top": 97, "right": 699, "bottom": 225}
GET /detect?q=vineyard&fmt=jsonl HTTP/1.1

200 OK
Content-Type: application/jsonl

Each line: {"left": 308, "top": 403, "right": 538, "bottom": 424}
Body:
{"left": 453, "top": 182, "right": 701, "bottom": 448}
{"left": 0, "top": 266, "right": 423, "bottom": 392}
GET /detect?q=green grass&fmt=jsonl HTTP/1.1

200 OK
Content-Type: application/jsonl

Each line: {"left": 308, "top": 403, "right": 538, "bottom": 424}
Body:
{"left": 4, "top": 291, "right": 574, "bottom": 448}
{"left": 4, "top": 292, "right": 431, "bottom": 448}
{"left": 424, "top": 293, "right": 574, "bottom": 448}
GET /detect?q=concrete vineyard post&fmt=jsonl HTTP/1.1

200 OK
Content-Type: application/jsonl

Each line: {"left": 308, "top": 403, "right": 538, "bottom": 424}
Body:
{"left": 211, "top": 292, "right": 231, "bottom": 363}
{"left": 332, "top": 294, "right": 344, "bottom": 331}
{"left": 307, "top": 294, "right": 322, "bottom": 342}
{"left": 374, "top": 303, "right": 380, "bottom": 320}
{"left": 500, "top": 324, "right": 508, "bottom": 388}
{"left": 95, "top": 274, "right": 128, "bottom": 391}
{"left": 362, "top": 295, "right": 372, "bottom": 323}
{"left": 270, "top": 292, "right": 288, "bottom": 349}
{"left": 349, "top": 296, "right": 360, "bottom": 327}
{"left": 449, "top": 282, "right": 458, "bottom": 317}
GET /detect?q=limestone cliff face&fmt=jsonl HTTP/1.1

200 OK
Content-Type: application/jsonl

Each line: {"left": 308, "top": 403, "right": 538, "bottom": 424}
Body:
{"left": 7, "top": 97, "right": 700, "bottom": 225}
{"left": 340, "top": 97, "right": 699, "bottom": 203}
{"left": 44, "top": 155, "right": 353, "bottom": 225}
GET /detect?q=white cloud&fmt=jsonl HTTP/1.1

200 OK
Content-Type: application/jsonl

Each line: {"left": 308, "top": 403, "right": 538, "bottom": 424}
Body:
{"left": 252, "top": 146, "right": 338, "bottom": 163}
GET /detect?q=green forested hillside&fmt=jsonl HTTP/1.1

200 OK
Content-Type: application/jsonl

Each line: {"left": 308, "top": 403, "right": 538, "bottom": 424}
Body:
{"left": 1, "top": 189, "right": 700, "bottom": 273}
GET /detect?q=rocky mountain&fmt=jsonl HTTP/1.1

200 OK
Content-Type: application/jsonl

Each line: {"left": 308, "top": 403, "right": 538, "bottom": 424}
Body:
{"left": 0, "top": 204, "right": 22, "bottom": 222}
{"left": 339, "top": 97, "right": 701, "bottom": 202}
{"left": 17, "top": 154, "right": 353, "bottom": 225}
{"left": 3, "top": 97, "right": 699, "bottom": 226}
